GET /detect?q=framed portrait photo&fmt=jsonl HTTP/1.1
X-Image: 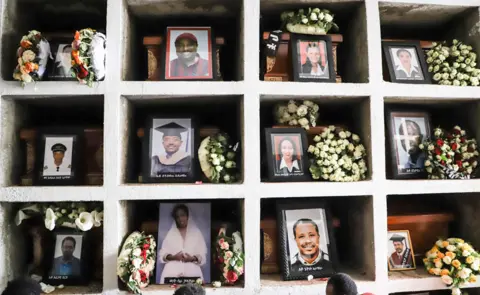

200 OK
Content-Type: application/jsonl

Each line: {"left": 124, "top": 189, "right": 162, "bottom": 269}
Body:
{"left": 164, "top": 26, "right": 215, "bottom": 81}
{"left": 265, "top": 128, "right": 310, "bottom": 182}
{"left": 290, "top": 34, "right": 336, "bottom": 83}
{"left": 47, "top": 39, "right": 76, "bottom": 81}
{"left": 383, "top": 41, "right": 431, "bottom": 84}
{"left": 387, "top": 230, "right": 416, "bottom": 271}
{"left": 142, "top": 116, "right": 197, "bottom": 183}
{"left": 276, "top": 200, "right": 337, "bottom": 281}
{"left": 156, "top": 202, "right": 211, "bottom": 284}
{"left": 34, "top": 128, "right": 83, "bottom": 185}
{"left": 387, "top": 111, "right": 431, "bottom": 179}
{"left": 45, "top": 231, "right": 89, "bottom": 285}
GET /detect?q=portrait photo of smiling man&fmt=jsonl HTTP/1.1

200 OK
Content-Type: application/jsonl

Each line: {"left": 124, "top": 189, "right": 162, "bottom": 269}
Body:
{"left": 165, "top": 27, "right": 213, "bottom": 80}
{"left": 279, "top": 205, "right": 336, "bottom": 280}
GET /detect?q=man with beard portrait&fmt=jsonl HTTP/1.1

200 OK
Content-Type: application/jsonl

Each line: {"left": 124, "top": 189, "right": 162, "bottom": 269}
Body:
{"left": 388, "top": 233, "right": 414, "bottom": 269}
{"left": 151, "top": 122, "right": 191, "bottom": 175}
{"left": 169, "top": 33, "right": 209, "bottom": 78}
{"left": 290, "top": 218, "right": 333, "bottom": 273}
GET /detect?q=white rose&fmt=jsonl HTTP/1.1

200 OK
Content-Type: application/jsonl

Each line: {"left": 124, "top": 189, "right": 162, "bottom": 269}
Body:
{"left": 21, "top": 73, "right": 32, "bottom": 83}
{"left": 310, "top": 13, "right": 318, "bottom": 21}
{"left": 303, "top": 100, "right": 314, "bottom": 107}
{"left": 452, "top": 287, "right": 462, "bottom": 295}
{"left": 436, "top": 240, "right": 445, "bottom": 247}
{"left": 443, "top": 256, "right": 452, "bottom": 265}
{"left": 328, "top": 133, "right": 334, "bottom": 140}
{"left": 308, "top": 145, "right": 315, "bottom": 153}
{"left": 297, "top": 105, "right": 308, "bottom": 117}
{"left": 301, "top": 17, "right": 308, "bottom": 24}
{"left": 318, "top": 12, "right": 325, "bottom": 20}
{"left": 212, "top": 281, "right": 222, "bottom": 288}
{"left": 463, "top": 250, "right": 471, "bottom": 257}
{"left": 348, "top": 144, "right": 354, "bottom": 151}
{"left": 352, "top": 134, "right": 360, "bottom": 142}
{"left": 22, "top": 50, "right": 36, "bottom": 62}
{"left": 446, "top": 245, "right": 457, "bottom": 252}
{"left": 298, "top": 118, "right": 309, "bottom": 127}
{"left": 339, "top": 131, "right": 347, "bottom": 139}
{"left": 458, "top": 268, "right": 472, "bottom": 279}
{"left": 324, "top": 14, "right": 333, "bottom": 23}
{"left": 322, "top": 145, "right": 329, "bottom": 152}
{"left": 433, "top": 268, "right": 441, "bottom": 275}
{"left": 441, "top": 275, "right": 453, "bottom": 285}
{"left": 215, "top": 165, "right": 223, "bottom": 172}
{"left": 425, "top": 160, "right": 431, "bottom": 167}
{"left": 335, "top": 148, "right": 342, "bottom": 154}
{"left": 132, "top": 248, "right": 142, "bottom": 257}
{"left": 471, "top": 259, "right": 480, "bottom": 271}
{"left": 353, "top": 151, "right": 362, "bottom": 159}
{"left": 287, "top": 102, "right": 297, "bottom": 113}
{"left": 212, "top": 158, "right": 221, "bottom": 166}
{"left": 132, "top": 258, "right": 143, "bottom": 269}
{"left": 435, "top": 260, "right": 443, "bottom": 268}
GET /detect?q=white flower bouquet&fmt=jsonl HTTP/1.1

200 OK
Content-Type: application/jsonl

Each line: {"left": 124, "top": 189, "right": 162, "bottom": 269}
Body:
{"left": 420, "top": 125, "right": 479, "bottom": 179}
{"left": 13, "top": 30, "right": 51, "bottom": 85}
{"left": 198, "top": 132, "right": 239, "bottom": 183}
{"left": 281, "top": 8, "right": 339, "bottom": 35}
{"left": 308, "top": 126, "right": 367, "bottom": 182}
{"left": 15, "top": 202, "right": 104, "bottom": 232}
{"left": 425, "top": 238, "right": 480, "bottom": 295}
{"left": 117, "top": 231, "right": 156, "bottom": 294}
{"left": 71, "top": 29, "right": 106, "bottom": 86}
{"left": 426, "top": 40, "right": 480, "bottom": 86}
{"left": 274, "top": 100, "right": 319, "bottom": 130}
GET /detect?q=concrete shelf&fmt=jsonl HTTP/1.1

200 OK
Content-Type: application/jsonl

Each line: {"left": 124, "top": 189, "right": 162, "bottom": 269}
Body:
{"left": 0, "top": 0, "right": 480, "bottom": 294}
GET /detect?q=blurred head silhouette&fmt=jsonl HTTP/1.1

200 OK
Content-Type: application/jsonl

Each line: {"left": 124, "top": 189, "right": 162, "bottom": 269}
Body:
{"left": 1, "top": 277, "right": 42, "bottom": 295}
{"left": 326, "top": 273, "right": 358, "bottom": 295}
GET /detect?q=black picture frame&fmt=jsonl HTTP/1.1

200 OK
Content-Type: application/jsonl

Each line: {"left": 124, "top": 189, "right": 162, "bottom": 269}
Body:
{"left": 276, "top": 199, "right": 338, "bottom": 281}
{"left": 162, "top": 26, "right": 217, "bottom": 81}
{"left": 46, "top": 38, "right": 76, "bottom": 81}
{"left": 264, "top": 128, "right": 310, "bottom": 182}
{"left": 290, "top": 34, "right": 336, "bottom": 83}
{"left": 44, "top": 229, "right": 91, "bottom": 285}
{"left": 34, "top": 127, "right": 84, "bottom": 186}
{"left": 142, "top": 115, "right": 198, "bottom": 183}
{"left": 386, "top": 110, "right": 431, "bottom": 179}
{"left": 382, "top": 41, "right": 431, "bottom": 84}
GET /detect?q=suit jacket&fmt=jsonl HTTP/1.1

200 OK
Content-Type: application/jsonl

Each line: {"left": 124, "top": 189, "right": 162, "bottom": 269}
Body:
{"left": 52, "top": 256, "right": 81, "bottom": 276}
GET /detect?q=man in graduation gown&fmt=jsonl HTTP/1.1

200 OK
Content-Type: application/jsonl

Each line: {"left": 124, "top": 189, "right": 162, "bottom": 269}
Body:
{"left": 290, "top": 218, "right": 333, "bottom": 273}
{"left": 151, "top": 122, "right": 191, "bottom": 176}
{"left": 389, "top": 233, "right": 414, "bottom": 269}
{"left": 44, "top": 143, "right": 71, "bottom": 176}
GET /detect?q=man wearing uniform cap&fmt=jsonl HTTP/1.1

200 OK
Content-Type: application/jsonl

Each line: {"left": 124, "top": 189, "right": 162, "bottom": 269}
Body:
{"left": 151, "top": 122, "right": 191, "bottom": 175}
{"left": 290, "top": 218, "right": 333, "bottom": 273}
{"left": 389, "top": 233, "right": 414, "bottom": 269}
{"left": 43, "top": 143, "right": 72, "bottom": 176}
{"left": 169, "top": 32, "right": 210, "bottom": 78}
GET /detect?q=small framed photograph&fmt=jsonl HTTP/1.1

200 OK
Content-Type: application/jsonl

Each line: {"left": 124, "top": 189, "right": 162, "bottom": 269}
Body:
{"left": 142, "top": 116, "right": 197, "bottom": 183}
{"left": 388, "top": 230, "right": 416, "bottom": 271}
{"left": 386, "top": 111, "right": 431, "bottom": 179}
{"left": 35, "top": 128, "right": 83, "bottom": 185}
{"left": 382, "top": 41, "right": 431, "bottom": 84}
{"left": 45, "top": 231, "right": 89, "bottom": 285}
{"left": 164, "top": 26, "right": 215, "bottom": 80}
{"left": 47, "top": 39, "right": 76, "bottom": 81}
{"left": 290, "top": 34, "right": 336, "bottom": 83}
{"left": 156, "top": 202, "right": 211, "bottom": 284}
{"left": 265, "top": 128, "right": 310, "bottom": 182}
{"left": 276, "top": 200, "right": 337, "bottom": 281}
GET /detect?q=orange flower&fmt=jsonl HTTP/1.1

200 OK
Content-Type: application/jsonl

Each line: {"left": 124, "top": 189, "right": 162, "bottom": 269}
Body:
{"left": 72, "top": 50, "right": 82, "bottom": 65}
{"left": 75, "top": 31, "right": 80, "bottom": 40}
{"left": 423, "top": 258, "right": 429, "bottom": 264}
{"left": 437, "top": 252, "right": 445, "bottom": 259}
{"left": 442, "top": 241, "right": 449, "bottom": 247}
{"left": 434, "top": 258, "right": 441, "bottom": 264}
{"left": 469, "top": 275, "right": 477, "bottom": 283}
{"left": 440, "top": 269, "right": 450, "bottom": 276}
{"left": 428, "top": 268, "right": 435, "bottom": 274}
{"left": 452, "top": 259, "right": 461, "bottom": 268}
{"left": 24, "top": 62, "right": 35, "bottom": 73}
{"left": 446, "top": 251, "right": 455, "bottom": 258}
{"left": 34, "top": 64, "right": 39, "bottom": 71}
{"left": 20, "top": 40, "right": 32, "bottom": 48}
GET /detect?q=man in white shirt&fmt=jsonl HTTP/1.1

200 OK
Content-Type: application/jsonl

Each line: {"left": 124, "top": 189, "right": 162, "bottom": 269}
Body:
{"left": 43, "top": 143, "right": 71, "bottom": 176}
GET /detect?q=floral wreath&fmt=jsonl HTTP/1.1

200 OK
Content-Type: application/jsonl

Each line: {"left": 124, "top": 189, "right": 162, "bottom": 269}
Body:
{"left": 214, "top": 229, "right": 245, "bottom": 285}
{"left": 13, "top": 30, "right": 51, "bottom": 85}
{"left": 71, "top": 28, "right": 106, "bottom": 86}
{"left": 117, "top": 232, "right": 156, "bottom": 294}
{"left": 198, "top": 132, "right": 239, "bottom": 183}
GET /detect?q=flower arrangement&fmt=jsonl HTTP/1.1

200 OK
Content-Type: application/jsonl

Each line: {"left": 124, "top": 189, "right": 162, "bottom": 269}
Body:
{"left": 281, "top": 8, "right": 339, "bottom": 35}
{"left": 15, "top": 202, "right": 104, "bottom": 232}
{"left": 198, "top": 133, "right": 239, "bottom": 183}
{"left": 71, "top": 28, "right": 106, "bottom": 86}
{"left": 274, "top": 100, "right": 320, "bottom": 130}
{"left": 13, "top": 30, "right": 51, "bottom": 85}
{"left": 424, "top": 238, "right": 480, "bottom": 295}
{"left": 308, "top": 125, "right": 367, "bottom": 182}
{"left": 426, "top": 40, "right": 480, "bottom": 86}
{"left": 420, "top": 125, "right": 479, "bottom": 179}
{"left": 215, "top": 230, "right": 245, "bottom": 285}
{"left": 117, "top": 231, "right": 156, "bottom": 294}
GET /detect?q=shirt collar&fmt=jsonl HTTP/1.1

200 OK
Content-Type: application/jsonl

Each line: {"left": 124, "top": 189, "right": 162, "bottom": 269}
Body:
{"left": 298, "top": 251, "right": 323, "bottom": 266}
{"left": 279, "top": 158, "right": 299, "bottom": 172}
{"left": 396, "top": 64, "right": 416, "bottom": 77}
{"left": 311, "top": 63, "right": 326, "bottom": 75}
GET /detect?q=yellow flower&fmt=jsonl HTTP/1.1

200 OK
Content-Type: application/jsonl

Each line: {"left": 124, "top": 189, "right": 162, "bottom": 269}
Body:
{"left": 466, "top": 256, "right": 474, "bottom": 264}
{"left": 428, "top": 268, "right": 436, "bottom": 275}
{"left": 469, "top": 275, "right": 477, "bottom": 283}
{"left": 452, "top": 259, "right": 461, "bottom": 268}
{"left": 442, "top": 241, "right": 449, "bottom": 248}
{"left": 441, "top": 269, "right": 450, "bottom": 276}
{"left": 446, "top": 251, "right": 456, "bottom": 259}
